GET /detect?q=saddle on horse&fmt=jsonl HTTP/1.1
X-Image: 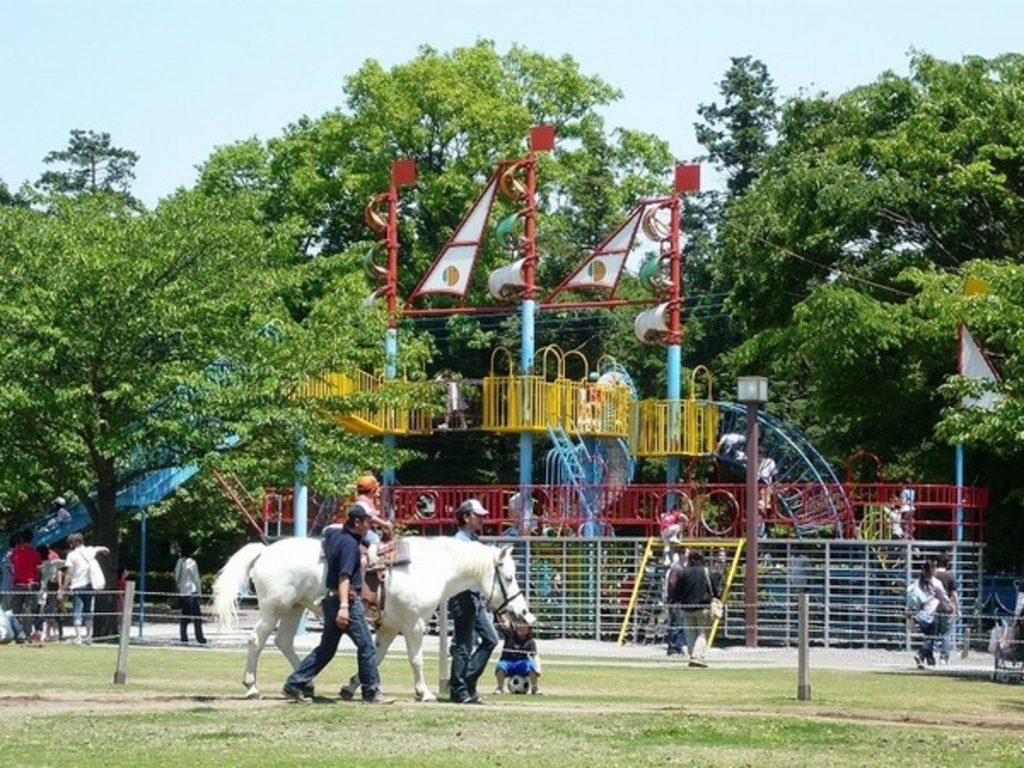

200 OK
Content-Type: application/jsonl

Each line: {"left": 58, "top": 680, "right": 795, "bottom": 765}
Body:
{"left": 361, "top": 538, "right": 411, "bottom": 627}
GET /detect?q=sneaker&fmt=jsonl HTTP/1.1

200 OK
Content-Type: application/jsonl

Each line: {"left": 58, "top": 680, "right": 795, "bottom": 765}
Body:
{"left": 531, "top": 688, "right": 542, "bottom": 695}
{"left": 493, "top": 687, "right": 505, "bottom": 695}
{"left": 282, "top": 684, "right": 312, "bottom": 704}
{"left": 913, "top": 654, "right": 925, "bottom": 669}
{"left": 451, "top": 695, "right": 484, "bottom": 705}
{"left": 362, "top": 692, "right": 396, "bottom": 705}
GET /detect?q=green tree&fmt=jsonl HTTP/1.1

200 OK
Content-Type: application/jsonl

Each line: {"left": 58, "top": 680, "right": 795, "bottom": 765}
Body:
{"left": 0, "top": 178, "right": 28, "bottom": 207}
{"left": 194, "top": 41, "right": 673, "bottom": 397}
{"left": 704, "top": 53, "right": 1024, "bottom": 564}
{"left": 36, "top": 129, "right": 140, "bottom": 199}
{"left": 0, "top": 189, "right": 426, "bottom": 588}
{"left": 695, "top": 55, "right": 778, "bottom": 197}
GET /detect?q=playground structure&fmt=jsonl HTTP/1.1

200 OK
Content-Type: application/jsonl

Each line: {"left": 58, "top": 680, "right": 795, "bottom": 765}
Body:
{"left": 0, "top": 130, "right": 1001, "bottom": 653}
{"left": 255, "top": 127, "right": 988, "bottom": 546}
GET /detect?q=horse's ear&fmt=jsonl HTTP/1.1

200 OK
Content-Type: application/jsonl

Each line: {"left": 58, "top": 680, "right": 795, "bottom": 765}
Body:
{"left": 498, "top": 544, "right": 514, "bottom": 560}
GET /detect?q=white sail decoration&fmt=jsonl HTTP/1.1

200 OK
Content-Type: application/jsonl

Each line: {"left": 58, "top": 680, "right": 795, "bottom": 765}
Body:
{"left": 488, "top": 258, "right": 528, "bottom": 299}
{"left": 545, "top": 204, "right": 646, "bottom": 302}
{"left": 406, "top": 171, "right": 501, "bottom": 305}
{"left": 958, "top": 324, "right": 1002, "bottom": 410}
{"left": 634, "top": 302, "right": 671, "bottom": 343}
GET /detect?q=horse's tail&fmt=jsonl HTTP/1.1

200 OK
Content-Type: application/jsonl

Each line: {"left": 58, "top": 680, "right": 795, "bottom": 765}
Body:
{"left": 212, "top": 542, "right": 267, "bottom": 630}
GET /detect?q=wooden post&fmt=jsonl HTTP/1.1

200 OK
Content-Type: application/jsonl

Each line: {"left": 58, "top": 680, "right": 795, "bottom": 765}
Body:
{"left": 797, "top": 592, "right": 811, "bottom": 701}
{"left": 114, "top": 580, "right": 135, "bottom": 685}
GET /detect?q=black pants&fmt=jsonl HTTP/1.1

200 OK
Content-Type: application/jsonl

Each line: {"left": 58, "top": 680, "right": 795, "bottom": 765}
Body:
{"left": 179, "top": 594, "right": 206, "bottom": 643}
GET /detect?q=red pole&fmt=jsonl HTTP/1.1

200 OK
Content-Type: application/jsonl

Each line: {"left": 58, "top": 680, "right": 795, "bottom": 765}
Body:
{"left": 385, "top": 160, "right": 417, "bottom": 323}
{"left": 521, "top": 126, "right": 554, "bottom": 301}
{"left": 666, "top": 194, "right": 682, "bottom": 344}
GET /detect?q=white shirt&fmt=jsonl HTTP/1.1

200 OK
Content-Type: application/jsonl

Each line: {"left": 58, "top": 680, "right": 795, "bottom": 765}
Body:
{"left": 174, "top": 557, "right": 201, "bottom": 595}
{"left": 65, "top": 546, "right": 100, "bottom": 590}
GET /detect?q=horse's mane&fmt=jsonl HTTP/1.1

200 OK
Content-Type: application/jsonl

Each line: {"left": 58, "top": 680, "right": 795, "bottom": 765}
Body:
{"left": 411, "top": 536, "right": 498, "bottom": 585}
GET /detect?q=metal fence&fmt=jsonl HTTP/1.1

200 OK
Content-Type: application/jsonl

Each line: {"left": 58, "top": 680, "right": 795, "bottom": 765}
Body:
{"left": 1, "top": 538, "right": 992, "bottom": 651}
{"left": 500, "top": 537, "right": 986, "bottom": 651}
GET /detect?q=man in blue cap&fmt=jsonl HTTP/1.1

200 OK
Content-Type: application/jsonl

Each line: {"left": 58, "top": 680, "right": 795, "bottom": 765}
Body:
{"left": 448, "top": 498, "right": 499, "bottom": 704}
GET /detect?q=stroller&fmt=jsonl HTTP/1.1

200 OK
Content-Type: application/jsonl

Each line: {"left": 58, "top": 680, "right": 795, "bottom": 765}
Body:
{"left": 990, "top": 585, "right": 1024, "bottom": 684}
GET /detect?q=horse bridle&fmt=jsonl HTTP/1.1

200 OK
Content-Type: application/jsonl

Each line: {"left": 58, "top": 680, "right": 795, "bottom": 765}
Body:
{"left": 487, "top": 557, "right": 524, "bottom": 616}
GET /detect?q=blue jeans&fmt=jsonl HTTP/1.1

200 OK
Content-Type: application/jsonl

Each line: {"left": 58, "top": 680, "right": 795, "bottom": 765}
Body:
{"left": 285, "top": 595, "right": 379, "bottom": 700}
{"left": 936, "top": 613, "right": 953, "bottom": 660}
{"left": 448, "top": 591, "right": 498, "bottom": 702}
{"left": 666, "top": 606, "right": 685, "bottom": 654}
{"left": 71, "top": 587, "right": 95, "bottom": 627}
{"left": 11, "top": 585, "right": 37, "bottom": 637}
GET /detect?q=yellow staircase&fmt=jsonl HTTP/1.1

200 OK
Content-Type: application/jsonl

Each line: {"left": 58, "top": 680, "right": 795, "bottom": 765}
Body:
{"left": 299, "top": 370, "right": 435, "bottom": 436}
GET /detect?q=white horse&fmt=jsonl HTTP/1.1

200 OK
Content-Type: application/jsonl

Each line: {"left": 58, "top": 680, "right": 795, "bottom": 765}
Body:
{"left": 212, "top": 536, "right": 535, "bottom": 701}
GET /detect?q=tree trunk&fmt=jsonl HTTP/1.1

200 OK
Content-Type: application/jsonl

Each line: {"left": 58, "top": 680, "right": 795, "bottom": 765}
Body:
{"left": 92, "top": 457, "right": 122, "bottom": 640}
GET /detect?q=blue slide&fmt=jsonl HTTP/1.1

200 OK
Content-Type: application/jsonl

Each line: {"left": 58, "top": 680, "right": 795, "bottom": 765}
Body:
{"left": 1, "top": 463, "right": 199, "bottom": 557}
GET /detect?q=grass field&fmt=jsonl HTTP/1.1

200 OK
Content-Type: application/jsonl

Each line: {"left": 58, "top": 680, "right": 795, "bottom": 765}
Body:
{"left": 1, "top": 643, "right": 1023, "bottom": 767}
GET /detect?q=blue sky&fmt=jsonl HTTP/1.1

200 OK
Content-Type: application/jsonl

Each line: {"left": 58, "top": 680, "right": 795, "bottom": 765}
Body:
{"left": 2, "top": 0, "right": 1021, "bottom": 205}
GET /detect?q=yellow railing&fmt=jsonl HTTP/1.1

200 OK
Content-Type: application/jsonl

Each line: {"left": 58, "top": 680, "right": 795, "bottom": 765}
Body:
{"left": 298, "top": 370, "right": 435, "bottom": 436}
{"left": 630, "top": 399, "right": 720, "bottom": 457}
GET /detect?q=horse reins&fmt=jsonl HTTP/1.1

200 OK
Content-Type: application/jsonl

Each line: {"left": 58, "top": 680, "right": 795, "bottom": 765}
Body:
{"left": 488, "top": 560, "right": 524, "bottom": 616}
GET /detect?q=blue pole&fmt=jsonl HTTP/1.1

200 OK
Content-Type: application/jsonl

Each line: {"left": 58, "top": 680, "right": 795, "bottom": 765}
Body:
{"left": 384, "top": 328, "right": 398, "bottom": 487}
{"left": 666, "top": 344, "right": 681, "bottom": 486}
{"left": 137, "top": 508, "right": 147, "bottom": 638}
{"left": 955, "top": 443, "right": 964, "bottom": 544}
{"left": 293, "top": 452, "right": 308, "bottom": 634}
{"left": 519, "top": 299, "right": 536, "bottom": 495}
{"left": 294, "top": 453, "right": 308, "bottom": 540}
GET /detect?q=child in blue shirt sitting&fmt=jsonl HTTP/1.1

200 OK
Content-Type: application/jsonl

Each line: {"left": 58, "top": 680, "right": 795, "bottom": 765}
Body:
{"left": 493, "top": 620, "right": 542, "bottom": 694}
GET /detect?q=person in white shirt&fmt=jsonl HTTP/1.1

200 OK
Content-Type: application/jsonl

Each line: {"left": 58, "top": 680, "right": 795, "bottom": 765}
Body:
{"left": 906, "top": 560, "right": 952, "bottom": 668}
{"left": 59, "top": 532, "right": 109, "bottom": 644}
{"left": 174, "top": 542, "right": 207, "bottom": 645}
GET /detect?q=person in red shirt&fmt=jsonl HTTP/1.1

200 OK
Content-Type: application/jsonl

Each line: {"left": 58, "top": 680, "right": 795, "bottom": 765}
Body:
{"left": 10, "top": 528, "right": 43, "bottom": 644}
{"left": 659, "top": 507, "right": 687, "bottom": 565}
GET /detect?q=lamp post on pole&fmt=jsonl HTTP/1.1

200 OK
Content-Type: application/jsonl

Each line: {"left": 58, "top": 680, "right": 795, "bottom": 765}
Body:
{"left": 737, "top": 375, "right": 768, "bottom": 648}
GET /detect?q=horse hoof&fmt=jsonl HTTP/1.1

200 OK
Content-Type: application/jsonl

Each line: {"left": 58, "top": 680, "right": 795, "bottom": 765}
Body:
{"left": 339, "top": 687, "right": 355, "bottom": 702}
{"left": 244, "top": 688, "right": 261, "bottom": 700}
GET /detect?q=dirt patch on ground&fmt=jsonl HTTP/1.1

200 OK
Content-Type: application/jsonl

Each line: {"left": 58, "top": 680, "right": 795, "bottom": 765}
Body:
{"left": 2, "top": 692, "right": 1021, "bottom": 732}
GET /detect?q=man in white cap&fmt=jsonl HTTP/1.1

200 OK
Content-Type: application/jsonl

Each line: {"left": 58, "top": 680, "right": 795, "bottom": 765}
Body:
{"left": 448, "top": 498, "right": 499, "bottom": 704}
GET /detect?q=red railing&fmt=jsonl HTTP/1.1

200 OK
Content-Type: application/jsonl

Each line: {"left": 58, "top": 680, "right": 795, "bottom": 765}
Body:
{"left": 253, "top": 481, "right": 988, "bottom": 542}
